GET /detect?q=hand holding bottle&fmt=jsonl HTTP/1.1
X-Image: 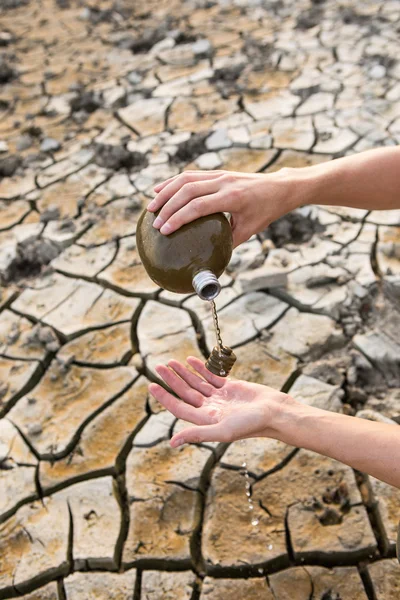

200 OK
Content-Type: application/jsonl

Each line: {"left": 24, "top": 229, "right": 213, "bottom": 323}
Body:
{"left": 147, "top": 147, "right": 400, "bottom": 247}
{"left": 147, "top": 170, "right": 298, "bottom": 248}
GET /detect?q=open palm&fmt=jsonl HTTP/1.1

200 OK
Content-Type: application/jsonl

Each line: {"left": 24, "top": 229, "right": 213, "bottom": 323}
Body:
{"left": 148, "top": 356, "right": 292, "bottom": 447}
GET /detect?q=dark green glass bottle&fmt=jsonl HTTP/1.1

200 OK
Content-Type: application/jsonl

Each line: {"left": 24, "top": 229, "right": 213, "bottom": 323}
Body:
{"left": 136, "top": 209, "right": 233, "bottom": 300}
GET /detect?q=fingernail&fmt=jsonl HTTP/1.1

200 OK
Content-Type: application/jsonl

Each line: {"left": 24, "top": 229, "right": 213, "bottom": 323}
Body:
{"left": 172, "top": 439, "right": 184, "bottom": 448}
{"left": 160, "top": 222, "right": 172, "bottom": 235}
{"left": 147, "top": 200, "right": 156, "bottom": 210}
{"left": 153, "top": 216, "right": 163, "bottom": 228}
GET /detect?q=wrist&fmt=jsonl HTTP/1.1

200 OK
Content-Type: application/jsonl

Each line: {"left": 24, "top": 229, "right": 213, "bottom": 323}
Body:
{"left": 267, "top": 394, "right": 322, "bottom": 447}
{"left": 262, "top": 165, "right": 324, "bottom": 218}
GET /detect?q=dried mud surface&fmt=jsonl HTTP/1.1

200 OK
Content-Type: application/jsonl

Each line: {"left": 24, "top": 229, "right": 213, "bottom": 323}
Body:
{"left": 0, "top": 0, "right": 400, "bottom": 597}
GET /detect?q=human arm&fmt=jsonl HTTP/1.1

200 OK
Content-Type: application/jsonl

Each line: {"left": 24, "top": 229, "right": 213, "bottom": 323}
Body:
{"left": 149, "top": 357, "right": 400, "bottom": 489}
{"left": 147, "top": 146, "right": 400, "bottom": 247}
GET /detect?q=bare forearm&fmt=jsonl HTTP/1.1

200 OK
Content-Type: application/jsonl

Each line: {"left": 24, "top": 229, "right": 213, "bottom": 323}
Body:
{"left": 279, "top": 403, "right": 400, "bottom": 488}
{"left": 289, "top": 147, "right": 400, "bottom": 212}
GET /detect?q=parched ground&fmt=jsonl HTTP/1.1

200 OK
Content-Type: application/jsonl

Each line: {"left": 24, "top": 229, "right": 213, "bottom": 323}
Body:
{"left": 0, "top": 0, "right": 400, "bottom": 598}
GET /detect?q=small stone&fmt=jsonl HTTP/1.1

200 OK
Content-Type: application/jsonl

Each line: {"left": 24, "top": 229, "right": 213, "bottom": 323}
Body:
{"left": 40, "top": 138, "right": 61, "bottom": 153}
{"left": 40, "top": 205, "right": 61, "bottom": 223}
{"left": 27, "top": 423, "right": 43, "bottom": 436}
{"left": 195, "top": 152, "right": 222, "bottom": 169}
{"left": 205, "top": 128, "right": 232, "bottom": 150}
{"left": 369, "top": 64, "right": 386, "bottom": 79}
{"left": 0, "top": 154, "right": 22, "bottom": 177}
{"left": 127, "top": 71, "right": 142, "bottom": 85}
{"left": 0, "top": 32, "right": 13, "bottom": 46}
{"left": 192, "top": 38, "right": 212, "bottom": 57}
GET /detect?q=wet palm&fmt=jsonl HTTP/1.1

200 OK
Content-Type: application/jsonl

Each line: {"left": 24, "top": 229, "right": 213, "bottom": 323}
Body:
{"left": 149, "top": 356, "right": 293, "bottom": 447}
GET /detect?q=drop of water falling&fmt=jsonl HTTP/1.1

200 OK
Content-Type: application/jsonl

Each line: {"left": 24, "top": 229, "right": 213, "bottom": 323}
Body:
{"left": 241, "top": 462, "right": 260, "bottom": 526}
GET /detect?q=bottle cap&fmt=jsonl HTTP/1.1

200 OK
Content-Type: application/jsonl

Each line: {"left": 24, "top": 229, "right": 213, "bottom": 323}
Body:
{"left": 192, "top": 269, "right": 221, "bottom": 301}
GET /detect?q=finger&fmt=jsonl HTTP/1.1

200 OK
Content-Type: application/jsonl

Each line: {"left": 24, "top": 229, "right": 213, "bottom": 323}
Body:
{"left": 167, "top": 359, "right": 214, "bottom": 397}
{"left": 155, "top": 364, "right": 204, "bottom": 408}
{"left": 149, "top": 171, "right": 223, "bottom": 212}
{"left": 154, "top": 179, "right": 221, "bottom": 230}
{"left": 170, "top": 423, "right": 229, "bottom": 447}
{"left": 153, "top": 170, "right": 224, "bottom": 194}
{"left": 186, "top": 356, "right": 225, "bottom": 388}
{"left": 153, "top": 170, "right": 206, "bottom": 194}
{"left": 159, "top": 193, "right": 226, "bottom": 235}
{"left": 148, "top": 383, "right": 210, "bottom": 424}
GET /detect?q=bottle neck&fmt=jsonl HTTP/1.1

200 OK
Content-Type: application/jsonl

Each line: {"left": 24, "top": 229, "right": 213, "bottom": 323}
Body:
{"left": 192, "top": 269, "right": 221, "bottom": 301}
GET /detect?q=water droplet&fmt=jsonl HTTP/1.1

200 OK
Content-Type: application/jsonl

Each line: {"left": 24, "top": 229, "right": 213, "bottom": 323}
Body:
{"left": 268, "top": 544, "right": 273, "bottom": 550}
{"left": 258, "top": 568, "right": 263, "bottom": 574}
{"left": 248, "top": 504, "right": 254, "bottom": 510}
{"left": 220, "top": 370, "right": 226, "bottom": 376}
{"left": 245, "top": 482, "right": 251, "bottom": 490}
{"left": 246, "top": 491, "right": 251, "bottom": 497}
{"left": 242, "top": 462, "right": 247, "bottom": 468}
{"left": 251, "top": 518, "right": 259, "bottom": 526}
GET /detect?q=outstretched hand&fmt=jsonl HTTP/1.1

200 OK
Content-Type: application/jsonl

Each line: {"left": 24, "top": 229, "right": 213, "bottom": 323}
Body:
{"left": 148, "top": 356, "right": 296, "bottom": 448}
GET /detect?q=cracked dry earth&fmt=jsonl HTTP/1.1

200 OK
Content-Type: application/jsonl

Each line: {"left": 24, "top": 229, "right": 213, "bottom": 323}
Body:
{"left": 0, "top": 0, "right": 400, "bottom": 599}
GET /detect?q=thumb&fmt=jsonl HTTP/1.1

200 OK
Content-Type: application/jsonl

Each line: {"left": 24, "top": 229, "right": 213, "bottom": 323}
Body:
{"left": 171, "top": 424, "right": 228, "bottom": 447}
